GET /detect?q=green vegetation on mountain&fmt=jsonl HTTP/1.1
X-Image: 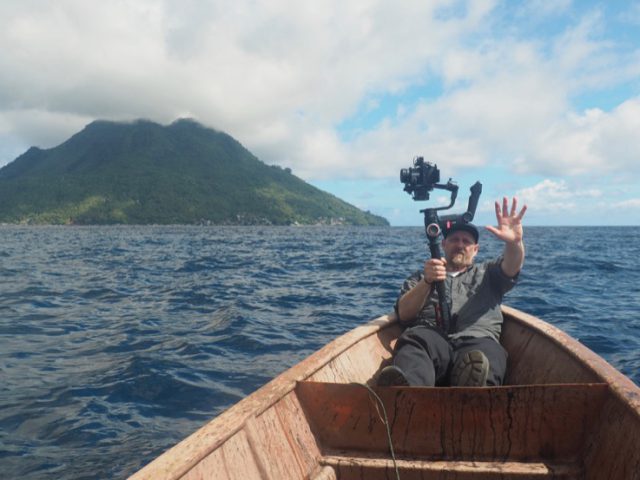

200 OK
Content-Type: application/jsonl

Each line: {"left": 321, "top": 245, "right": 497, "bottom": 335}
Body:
{"left": 0, "top": 119, "right": 388, "bottom": 226}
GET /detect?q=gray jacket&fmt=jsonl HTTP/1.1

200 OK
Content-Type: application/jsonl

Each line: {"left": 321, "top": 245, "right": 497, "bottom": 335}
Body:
{"left": 394, "top": 258, "right": 518, "bottom": 342}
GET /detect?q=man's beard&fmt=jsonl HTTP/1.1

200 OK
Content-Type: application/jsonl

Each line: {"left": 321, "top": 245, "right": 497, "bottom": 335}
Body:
{"left": 448, "top": 251, "right": 472, "bottom": 269}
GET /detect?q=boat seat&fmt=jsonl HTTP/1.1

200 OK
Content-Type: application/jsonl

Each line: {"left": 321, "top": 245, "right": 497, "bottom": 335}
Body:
{"left": 296, "top": 381, "right": 609, "bottom": 479}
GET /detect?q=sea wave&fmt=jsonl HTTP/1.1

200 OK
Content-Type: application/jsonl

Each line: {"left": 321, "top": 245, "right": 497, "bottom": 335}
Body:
{"left": 0, "top": 225, "right": 638, "bottom": 479}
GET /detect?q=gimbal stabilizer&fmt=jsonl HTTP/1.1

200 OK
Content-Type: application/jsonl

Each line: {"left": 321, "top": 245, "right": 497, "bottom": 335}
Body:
{"left": 400, "top": 157, "right": 482, "bottom": 333}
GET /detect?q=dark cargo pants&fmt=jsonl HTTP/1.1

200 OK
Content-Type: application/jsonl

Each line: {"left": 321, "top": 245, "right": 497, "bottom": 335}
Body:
{"left": 391, "top": 325, "right": 508, "bottom": 386}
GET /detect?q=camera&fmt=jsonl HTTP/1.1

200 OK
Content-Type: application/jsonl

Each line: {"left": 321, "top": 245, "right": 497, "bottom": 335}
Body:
{"left": 399, "top": 155, "right": 482, "bottom": 228}
{"left": 400, "top": 155, "right": 482, "bottom": 334}
{"left": 400, "top": 157, "right": 441, "bottom": 201}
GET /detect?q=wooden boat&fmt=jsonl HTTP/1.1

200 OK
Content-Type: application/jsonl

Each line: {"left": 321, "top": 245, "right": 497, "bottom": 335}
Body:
{"left": 130, "top": 306, "right": 640, "bottom": 479}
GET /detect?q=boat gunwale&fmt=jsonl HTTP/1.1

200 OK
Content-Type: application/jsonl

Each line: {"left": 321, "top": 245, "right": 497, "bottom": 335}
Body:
{"left": 128, "top": 313, "right": 397, "bottom": 479}
{"left": 129, "top": 306, "right": 640, "bottom": 479}
{"left": 501, "top": 305, "right": 640, "bottom": 414}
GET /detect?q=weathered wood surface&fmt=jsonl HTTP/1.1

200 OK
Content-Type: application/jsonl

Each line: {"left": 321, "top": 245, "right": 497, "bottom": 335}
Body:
{"left": 129, "top": 315, "right": 395, "bottom": 480}
{"left": 129, "top": 307, "right": 640, "bottom": 480}
{"left": 297, "top": 381, "right": 608, "bottom": 461}
{"left": 321, "top": 455, "right": 582, "bottom": 480}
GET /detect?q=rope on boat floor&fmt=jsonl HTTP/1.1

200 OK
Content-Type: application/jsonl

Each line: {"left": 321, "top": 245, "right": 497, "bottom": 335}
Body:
{"left": 351, "top": 382, "right": 401, "bottom": 480}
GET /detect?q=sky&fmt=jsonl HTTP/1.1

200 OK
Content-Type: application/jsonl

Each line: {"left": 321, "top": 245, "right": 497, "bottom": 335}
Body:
{"left": 1, "top": 0, "right": 639, "bottom": 226}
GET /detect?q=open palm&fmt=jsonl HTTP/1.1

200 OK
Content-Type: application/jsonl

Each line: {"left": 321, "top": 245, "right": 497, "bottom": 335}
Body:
{"left": 486, "top": 197, "right": 527, "bottom": 244}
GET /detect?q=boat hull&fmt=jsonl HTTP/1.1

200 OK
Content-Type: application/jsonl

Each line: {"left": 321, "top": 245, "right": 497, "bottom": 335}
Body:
{"left": 130, "top": 306, "right": 640, "bottom": 480}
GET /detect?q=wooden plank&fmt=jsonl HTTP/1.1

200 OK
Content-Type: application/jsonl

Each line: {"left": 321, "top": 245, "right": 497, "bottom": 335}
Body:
{"left": 244, "top": 414, "right": 295, "bottom": 480}
{"left": 582, "top": 396, "right": 640, "bottom": 480}
{"left": 129, "top": 308, "right": 640, "bottom": 479}
{"left": 275, "top": 393, "right": 323, "bottom": 477}
{"left": 129, "top": 314, "right": 396, "bottom": 480}
{"left": 310, "top": 466, "right": 337, "bottom": 480}
{"left": 501, "top": 312, "right": 599, "bottom": 385}
{"left": 182, "top": 430, "right": 262, "bottom": 480}
{"left": 296, "top": 382, "right": 609, "bottom": 462}
{"left": 322, "top": 454, "right": 582, "bottom": 480}
{"left": 308, "top": 325, "right": 398, "bottom": 384}
{"left": 180, "top": 449, "right": 228, "bottom": 480}
{"left": 244, "top": 408, "right": 305, "bottom": 480}
{"left": 502, "top": 307, "right": 640, "bottom": 411}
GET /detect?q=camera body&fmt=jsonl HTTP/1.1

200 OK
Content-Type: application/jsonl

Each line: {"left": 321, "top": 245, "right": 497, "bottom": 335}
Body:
{"left": 400, "top": 156, "right": 440, "bottom": 201}
{"left": 400, "top": 155, "right": 482, "bottom": 231}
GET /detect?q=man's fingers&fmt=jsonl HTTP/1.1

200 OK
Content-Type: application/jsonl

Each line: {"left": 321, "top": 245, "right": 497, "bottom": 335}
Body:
{"left": 495, "top": 196, "right": 527, "bottom": 224}
{"left": 426, "top": 258, "right": 445, "bottom": 268}
{"left": 517, "top": 204, "right": 528, "bottom": 220}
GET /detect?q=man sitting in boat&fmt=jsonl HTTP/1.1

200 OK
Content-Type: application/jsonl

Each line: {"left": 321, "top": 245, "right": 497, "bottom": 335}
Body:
{"left": 378, "top": 197, "right": 527, "bottom": 387}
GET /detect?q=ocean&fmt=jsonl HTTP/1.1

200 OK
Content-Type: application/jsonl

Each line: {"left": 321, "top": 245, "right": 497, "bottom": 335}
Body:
{"left": 1, "top": 225, "right": 639, "bottom": 479}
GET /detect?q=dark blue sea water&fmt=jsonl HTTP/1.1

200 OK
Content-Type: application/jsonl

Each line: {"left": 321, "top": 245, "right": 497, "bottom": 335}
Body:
{"left": 1, "top": 225, "right": 639, "bottom": 479}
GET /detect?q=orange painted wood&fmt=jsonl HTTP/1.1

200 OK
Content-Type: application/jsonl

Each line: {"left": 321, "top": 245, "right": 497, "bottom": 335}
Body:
{"left": 296, "top": 381, "right": 609, "bottom": 461}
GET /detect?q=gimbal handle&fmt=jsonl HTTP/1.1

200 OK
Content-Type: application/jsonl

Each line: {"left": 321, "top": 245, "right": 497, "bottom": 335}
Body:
{"left": 423, "top": 216, "right": 453, "bottom": 333}
{"left": 422, "top": 181, "right": 482, "bottom": 334}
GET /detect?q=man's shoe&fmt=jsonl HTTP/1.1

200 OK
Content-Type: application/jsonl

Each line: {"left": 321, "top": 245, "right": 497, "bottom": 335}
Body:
{"left": 450, "top": 350, "right": 489, "bottom": 386}
{"left": 377, "top": 365, "right": 410, "bottom": 387}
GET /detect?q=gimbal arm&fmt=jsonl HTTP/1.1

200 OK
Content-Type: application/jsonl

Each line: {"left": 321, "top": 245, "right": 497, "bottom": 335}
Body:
{"left": 421, "top": 181, "right": 482, "bottom": 334}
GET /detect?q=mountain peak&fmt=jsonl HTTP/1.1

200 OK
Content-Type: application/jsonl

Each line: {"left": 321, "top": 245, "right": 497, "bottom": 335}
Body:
{"left": 170, "top": 117, "right": 202, "bottom": 127}
{"left": 0, "top": 119, "right": 388, "bottom": 226}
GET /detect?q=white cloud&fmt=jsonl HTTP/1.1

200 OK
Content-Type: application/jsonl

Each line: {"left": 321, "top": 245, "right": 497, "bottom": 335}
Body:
{"left": 327, "top": 9, "right": 640, "bottom": 183}
{"left": 514, "top": 179, "right": 602, "bottom": 212}
{"left": 0, "top": 0, "right": 482, "bottom": 167}
{"left": 613, "top": 198, "right": 640, "bottom": 209}
{"left": 489, "top": 178, "right": 640, "bottom": 225}
{"left": 0, "top": 109, "right": 92, "bottom": 150}
{"left": 0, "top": 0, "right": 639, "bottom": 203}
{"left": 515, "top": 97, "right": 640, "bottom": 176}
